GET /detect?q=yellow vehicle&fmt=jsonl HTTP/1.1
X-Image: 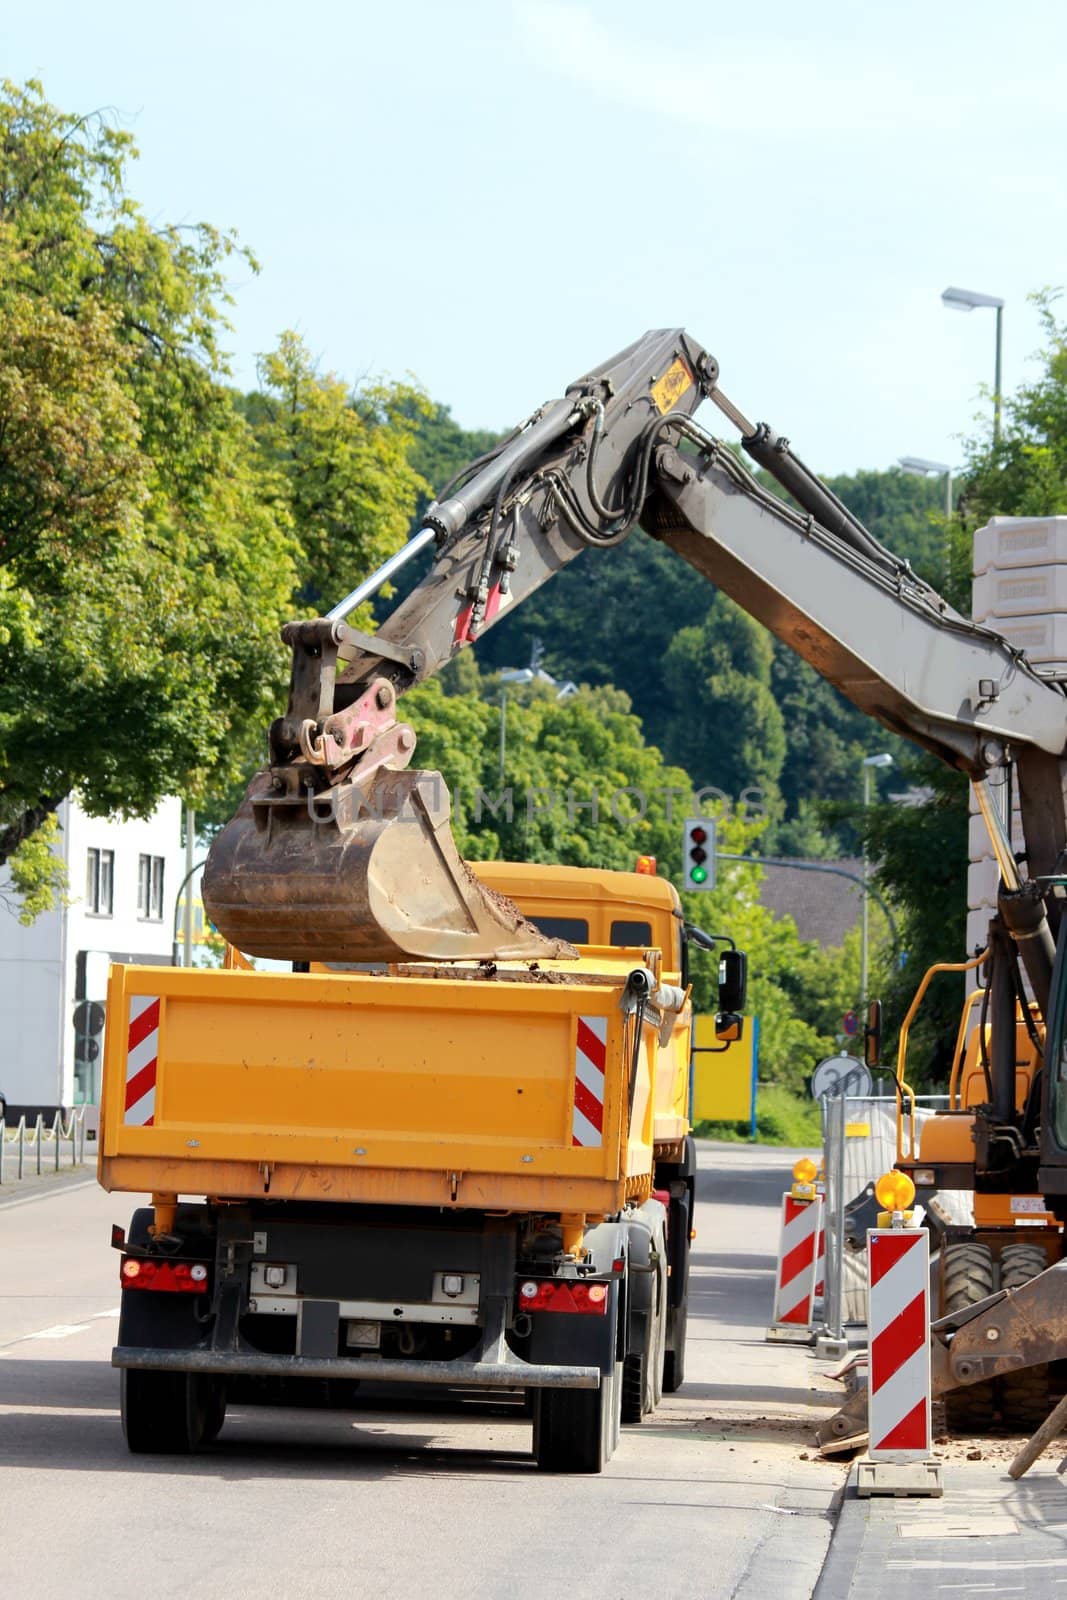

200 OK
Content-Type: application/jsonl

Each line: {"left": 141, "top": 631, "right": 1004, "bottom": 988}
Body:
{"left": 101, "top": 863, "right": 745, "bottom": 1472}
{"left": 893, "top": 964, "right": 1062, "bottom": 1431}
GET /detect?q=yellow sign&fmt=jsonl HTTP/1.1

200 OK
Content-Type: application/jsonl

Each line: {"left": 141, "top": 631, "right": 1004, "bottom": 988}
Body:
{"left": 650, "top": 357, "right": 693, "bottom": 416}
{"left": 845, "top": 1122, "right": 870, "bottom": 1138}
{"left": 692, "top": 1013, "right": 757, "bottom": 1123}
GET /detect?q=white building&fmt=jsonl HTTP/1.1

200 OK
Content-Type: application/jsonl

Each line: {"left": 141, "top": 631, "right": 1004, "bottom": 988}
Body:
{"left": 0, "top": 797, "right": 184, "bottom": 1115}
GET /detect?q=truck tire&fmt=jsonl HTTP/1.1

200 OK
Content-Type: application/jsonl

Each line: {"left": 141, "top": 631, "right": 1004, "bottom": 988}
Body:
{"left": 621, "top": 1345, "right": 647, "bottom": 1425}
{"left": 662, "top": 1299, "right": 687, "bottom": 1394}
{"left": 998, "top": 1243, "right": 1051, "bottom": 1431}
{"left": 534, "top": 1362, "right": 621, "bottom": 1474}
{"left": 122, "top": 1369, "right": 211, "bottom": 1454}
{"left": 201, "top": 1380, "right": 228, "bottom": 1444}
{"left": 942, "top": 1242, "right": 996, "bottom": 1433}
{"left": 621, "top": 1221, "right": 668, "bottom": 1422}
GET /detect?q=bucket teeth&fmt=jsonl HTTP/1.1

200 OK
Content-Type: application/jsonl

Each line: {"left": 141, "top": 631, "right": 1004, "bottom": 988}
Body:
{"left": 202, "top": 766, "right": 576, "bottom": 966}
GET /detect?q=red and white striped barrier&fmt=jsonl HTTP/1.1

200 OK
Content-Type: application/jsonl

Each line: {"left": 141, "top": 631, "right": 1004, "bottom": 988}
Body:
{"left": 867, "top": 1226, "right": 932, "bottom": 1457}
{"left": 571, "top": 1016, "right": 607, "bottom": 1148}
{"left": 125, "top": 994, "right": 161, "bottom": 1127}
{"left": 765, "top": 1193, "right": 823, "bottom": 1343}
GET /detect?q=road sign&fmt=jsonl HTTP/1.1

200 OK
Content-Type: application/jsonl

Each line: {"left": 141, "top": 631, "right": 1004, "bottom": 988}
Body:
{"left": 72, "top": 1000, "right": 105, "bottom": 1037}
{"left": 73, "top": 998, "right": 106, "bottom": 1066}
{"left": 810, "top": 1055, "right": 873, "bottom": 1101}
{"left": 842, "top": 1010, "right": 858, "bottom": 1036}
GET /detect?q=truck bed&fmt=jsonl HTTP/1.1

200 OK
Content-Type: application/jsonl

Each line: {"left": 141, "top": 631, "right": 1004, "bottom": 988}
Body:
{"left": 99, "top": 955, "right": 688, "bottom": 1212}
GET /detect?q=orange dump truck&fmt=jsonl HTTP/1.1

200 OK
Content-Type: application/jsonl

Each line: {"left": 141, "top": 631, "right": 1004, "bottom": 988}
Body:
{"left": 99, "top": 862, "right": 745, "bottom": 1473}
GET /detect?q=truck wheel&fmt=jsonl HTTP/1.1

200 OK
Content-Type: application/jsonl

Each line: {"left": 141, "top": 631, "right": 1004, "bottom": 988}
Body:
{"left": 622, "top": 1240, "right": 667, "bottom": 1422}
{"left": 201, "top": 1380, "right": 228, "bottom": 1444}
{"left": 662, "top": 1298, "right": 687, "bottom": 1393}
{"left": 998, "top": 1243, "right": 1051, "bottom": 1431}
{"left": 621, "top": 1346, "right": 647, "bottom": 1424}
{"left": 122, "top": 1369, "right": 209, "bottom": 1454}
{"left": 942, "top": 1242, "right": 996, "bottom": 1433}
{"left": 534, "top": 1345, "right": 622, "bottom": 1472}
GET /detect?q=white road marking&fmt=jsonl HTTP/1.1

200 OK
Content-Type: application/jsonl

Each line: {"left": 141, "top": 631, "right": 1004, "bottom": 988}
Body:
{"left": 893, "top": 1560, "right": 1067, "bottom": 1572}
{"left": 92, "top": 1307, "right": 120, "bottom": 1319}
{"left": 25, "top": 1322, "right": 93, "bottom": 1340}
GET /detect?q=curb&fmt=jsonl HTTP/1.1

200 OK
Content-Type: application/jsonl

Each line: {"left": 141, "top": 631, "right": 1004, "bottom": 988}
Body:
{"left": 0, "top": 1171, "right": 98, "bottom": 1210}
{"left": 811, "top": 1465, "right": 864, "bottom": 1600}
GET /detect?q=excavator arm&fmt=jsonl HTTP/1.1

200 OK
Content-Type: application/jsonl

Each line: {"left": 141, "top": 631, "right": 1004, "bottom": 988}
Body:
{"left": 203, "top": 329, "right": 1067, "bottom": 981}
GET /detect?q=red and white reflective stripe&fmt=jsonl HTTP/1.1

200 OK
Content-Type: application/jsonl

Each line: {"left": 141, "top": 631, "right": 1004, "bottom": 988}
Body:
{"left": 815, "top": 1218, "right": 826, "bottom": 1299}
{"left": 867, "top": 1228, "right": 932, "bottom": 1459}
{"left": 125, "top": 995, "right": 160, "bottom": 1127}
{"left": 572, "top": 1015, "right": 607, "bottom": 1148}
{"left": 771, "top": 1194, "right": 823, "bottom": 1327}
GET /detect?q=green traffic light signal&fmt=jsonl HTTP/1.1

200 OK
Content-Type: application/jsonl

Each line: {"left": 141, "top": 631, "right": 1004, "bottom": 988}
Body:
{"left": 690, "top": 865, "right": 707, "bottom": 884}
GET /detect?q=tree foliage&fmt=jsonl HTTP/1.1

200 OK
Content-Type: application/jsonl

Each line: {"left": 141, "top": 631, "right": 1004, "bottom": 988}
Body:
{"left": 0, "top": 79, "right": 297, "bottom": 894}
{"left": 0, "top": 82, "right": 432, "bottom": 909}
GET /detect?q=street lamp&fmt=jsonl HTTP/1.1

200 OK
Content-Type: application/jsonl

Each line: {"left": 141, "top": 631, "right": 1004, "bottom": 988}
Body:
{"left": 498, "top": 668, "right": 534, "bottom": 783}
{"left": 860, "top": 752, "right": 894, "bottom": 1009}
{"left": 498, "top": 666, "right": 577, "bottom": 781}
{"left": 941, "top": 286, "right": 1005, "bottom": 444}
{"left": 898, "top": 455, "right": 953, "bottom": 518}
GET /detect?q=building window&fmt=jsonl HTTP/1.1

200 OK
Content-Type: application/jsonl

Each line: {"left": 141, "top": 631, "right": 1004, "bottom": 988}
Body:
{"left": 138, "top": 854, "right": 165, "bottom": 921}
{"left": 86, "top": 848, "right": 114, "bottom": 917}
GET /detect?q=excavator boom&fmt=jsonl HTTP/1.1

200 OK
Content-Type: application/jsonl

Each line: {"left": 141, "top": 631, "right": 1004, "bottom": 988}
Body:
{"left": 203, "top": 329, "right": 1067, "bottom": 975}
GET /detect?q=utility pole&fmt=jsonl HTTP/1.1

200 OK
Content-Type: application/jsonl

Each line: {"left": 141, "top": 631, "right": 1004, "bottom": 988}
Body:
{"left": 183, "top": 805, "right": 195, "bottom": 968}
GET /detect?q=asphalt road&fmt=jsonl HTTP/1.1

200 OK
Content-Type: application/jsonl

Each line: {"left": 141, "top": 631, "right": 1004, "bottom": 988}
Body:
{"left": 0, "top": 1146, "right": 848, "bottom": 1600}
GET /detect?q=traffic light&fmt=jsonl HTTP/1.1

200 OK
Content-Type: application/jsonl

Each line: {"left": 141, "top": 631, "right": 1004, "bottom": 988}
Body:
{"left": 682, "top": 818, "right": 715, "bottom": 891}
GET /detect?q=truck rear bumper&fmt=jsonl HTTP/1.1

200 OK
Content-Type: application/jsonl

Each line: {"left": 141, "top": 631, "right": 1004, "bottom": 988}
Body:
{"left": 112, "top": 1345, "right": 600, "bottom": 1390}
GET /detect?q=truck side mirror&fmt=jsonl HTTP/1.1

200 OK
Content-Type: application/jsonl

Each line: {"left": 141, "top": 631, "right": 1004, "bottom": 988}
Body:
{"left": 864, "top": 998, "right": 882, "bottom": 1069}
{"left": 715, "top": 1012, "right": 744, "bottom": 1043}
{"left": 718, "top": 949, "right": 747, "bottom": 1014}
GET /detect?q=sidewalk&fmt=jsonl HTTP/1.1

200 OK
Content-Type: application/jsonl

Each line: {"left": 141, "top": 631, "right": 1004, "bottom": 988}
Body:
{"left": 0, "top": 1162, "right": 97, "bottom": 1207}
{"left": 815, "top": 1460, "right": 1067, "bottom": 1599}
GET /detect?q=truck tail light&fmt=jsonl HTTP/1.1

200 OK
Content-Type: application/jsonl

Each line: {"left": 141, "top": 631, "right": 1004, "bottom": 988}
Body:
{"left": 120, "top": 1257, "right": 208, "bottom": 1294}
{"left": 517, "top": 1280, "right": 609, "bottom": 1314}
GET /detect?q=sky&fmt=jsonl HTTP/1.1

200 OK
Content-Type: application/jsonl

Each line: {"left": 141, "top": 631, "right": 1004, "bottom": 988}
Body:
{"left": 3, "top": 0, "right": 1065, "bottom": 475}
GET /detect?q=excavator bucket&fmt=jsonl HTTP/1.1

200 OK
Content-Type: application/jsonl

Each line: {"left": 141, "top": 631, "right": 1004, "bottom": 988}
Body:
{"left": 202, "top": 766, "right": 576, "bottom": 966}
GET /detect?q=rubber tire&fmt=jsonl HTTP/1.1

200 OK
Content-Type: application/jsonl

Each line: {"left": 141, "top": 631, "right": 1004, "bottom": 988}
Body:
{"left": 534, "top": 1358, "right": 621, "bottom": 1473}
{"left": 122, "top": 1369, "right": 209, "bottom": 1454}
{"left": 200, "top": 1381, "right": 228, "bottom": 1444}
{"left": 662, "top": 1298, "right": 687, "bottom": 1394}
{"left": 621, "top": 1347, "right": 647, "bottom": 1425}
{"left": 622, "top": 1242, "right": 667, "bottom": 1422}
{"left": 942, "top": 1242, "right": 997, "bottom": 1433}
{"left": 998, "top": 1243, "right": 1052, "bottom": 1431}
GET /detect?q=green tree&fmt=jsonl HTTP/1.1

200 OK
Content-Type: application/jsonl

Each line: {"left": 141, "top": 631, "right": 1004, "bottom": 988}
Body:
{"left": 960, "top": 291, "right": 1067, "bottom": 524}
{"left": 660, "top": 594, "right": 785, "bottom": 823}
{"left": 0, "top": 80, "right": 297, "bottom": 904}
{"left": 247, "top": 332, "right": 430, "bottom": 621}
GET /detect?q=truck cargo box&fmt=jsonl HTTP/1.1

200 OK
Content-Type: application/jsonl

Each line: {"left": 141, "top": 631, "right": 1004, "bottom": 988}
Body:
{"left": 99, "top": 953, "right": 689, "bottom": 1215}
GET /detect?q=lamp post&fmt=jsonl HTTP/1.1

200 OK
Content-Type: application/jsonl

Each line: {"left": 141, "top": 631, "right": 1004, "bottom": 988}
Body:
{"left": 861, "top": 752, "right": 894, "bottom": 1007}
{"left": 899, "top": 456, "right": 954, "bottom": 587}
{"left": 898, "top": 455, "right": 953, "bottom": 518}
{"left": 942, "top": 286, "right": 1005, "bottom": 444}
{"left": 498, "top": 668, "right": 534, "bottom": 783}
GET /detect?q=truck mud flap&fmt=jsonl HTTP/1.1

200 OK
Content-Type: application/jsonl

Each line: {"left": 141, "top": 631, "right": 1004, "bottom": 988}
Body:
{"left": 112, "top": 1346, "right": 599, "bottom": 1390}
